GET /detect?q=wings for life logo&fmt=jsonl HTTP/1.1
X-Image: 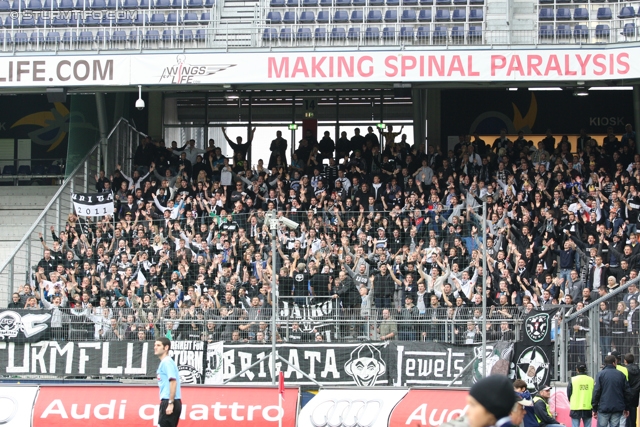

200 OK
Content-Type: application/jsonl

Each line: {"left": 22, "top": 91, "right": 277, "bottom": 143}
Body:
{"left": 159, "top": 54, "right": 236, "bottom": 84}
{"left": 525, "top": 312, "right": 550, "bottom": 343}
{"left": 516, "top": 346, "right": 550, "bottom": 391}
{"left": 344, "top": 344, "right": 387, "bottom": 386}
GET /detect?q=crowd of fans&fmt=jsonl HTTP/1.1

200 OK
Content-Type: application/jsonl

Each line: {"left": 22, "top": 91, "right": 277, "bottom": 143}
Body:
{"left": 6, "top": 123, "right": 640, "bottom": 354}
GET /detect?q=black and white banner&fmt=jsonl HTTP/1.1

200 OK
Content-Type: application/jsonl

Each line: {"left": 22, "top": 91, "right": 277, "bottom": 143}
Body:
{"left": 523, "top": 308, "right": 559, "bottom": 346}
{"left": 0, "top": 309, "right": 51, "bottom": 343}
{"left": 168, "top": 340, "right": 206, "bottom": 384}
{"left": 204, "top": 341, "right": 224, "bottom": 385}
{"left": 0, "top": 341, "right": 156, "bottom": 376}
{"left": 514, "top": 343, "right": 554, "bottom": 392}
{"left": 72, "top": 192, "right": 114, "bottom": 217}
{"left": 280, "top": 300, "right": 334, "bottom": 337}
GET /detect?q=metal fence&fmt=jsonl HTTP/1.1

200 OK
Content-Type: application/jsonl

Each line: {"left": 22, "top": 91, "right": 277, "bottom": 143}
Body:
{"left": 0, "top": 117, "right": 146, "bottom": 308}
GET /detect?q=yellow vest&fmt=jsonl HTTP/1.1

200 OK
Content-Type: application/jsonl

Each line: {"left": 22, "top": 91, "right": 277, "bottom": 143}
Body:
{"left": 617, "top": 365, "right": 629, "bottom": 380}
{"left": 534, "top": 396, "right": 553, "bottom": 424}
{"left": 570, "top": 374, "right": 594, "bottom": 410}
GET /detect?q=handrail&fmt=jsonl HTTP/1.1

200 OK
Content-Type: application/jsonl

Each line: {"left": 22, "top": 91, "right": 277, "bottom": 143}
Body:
{"left": 0, "top": 117, "right": 145, "bottom": 276}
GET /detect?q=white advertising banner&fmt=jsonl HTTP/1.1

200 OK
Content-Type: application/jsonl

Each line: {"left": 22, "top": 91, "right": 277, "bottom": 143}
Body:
{"left": 0, "top": 47, "right": 637, "bottom": 87}
{"left": 298, "top": 388, "right": 408, "bottom": 427}
{"left": 0, "top": 386, "right": 39, "bottom": 427}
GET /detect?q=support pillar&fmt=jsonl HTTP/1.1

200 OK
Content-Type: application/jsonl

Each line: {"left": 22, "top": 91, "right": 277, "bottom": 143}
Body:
{"left": 634, "top": 85, "right": 640, "bottom": 153}
{"left": 426, "top": 89, "right": 442, "bottom": 152}
{"left": 95, "top": 92, "right": 108, "bottom": 172}
{"left": 148, "top": 91, "right": 163, "bottom": 140}
{"left": 411, "top": 88, "right": 427, "bottom": 152}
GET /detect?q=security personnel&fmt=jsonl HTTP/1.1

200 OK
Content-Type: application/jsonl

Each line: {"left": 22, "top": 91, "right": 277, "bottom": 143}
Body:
{"left": 612, "top": 351, "right": 630, "bottom": 380}
{"left": 567, "top": 364, "right": 594, "bottom": 427}
{"left": 534, "top": 386, "right": 564, "bottom": 427}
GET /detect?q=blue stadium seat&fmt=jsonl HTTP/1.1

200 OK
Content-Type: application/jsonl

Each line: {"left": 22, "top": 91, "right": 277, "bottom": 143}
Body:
{"left": 162, "top": 29, "right": 175, "bottom": 42}
{"left": 183, "top": 12, "right": 199, "bottom": 24}
{"left": 618, "top": 6, "right": 635, "bottom": 19}
{"left": 29, "top": 0, "right": 43, "bottom": 9}
{"left": 469, "top": 9, "right": 482, "bottom": 21}
{"left": 266, "top": 11, "right": 281, "bottom": 23}
{"left": 112, "top": 30, "right": 127, "bottom": 41}
{"left": 538, "top": 24, "right": 553, "bottom": 38}
{"left": 286, "top": 0, "right": 298, "bottom": 7}
{"left": 318, "top": 0, "right": 330, "bottom": 6}
{"left": 145, "top": 29, "right": 160, "bottom": 41}
{"left": 596, "top": 7, "right": 612, "bottom": 20}
{"left": 37, "top": 17, "right": 49, "bottom": 27}
{"left": 203, "top": 0, "right": 213, "bottom": 7}
{"left": 105, "top": 0, "right": 118, "bottom": 8}
{"left": 556, "top": 8, "right": 571, "bottom": 21}
{"left": 384, "top": 10, "right": 397, "bottom": 22}
{"left": 20, "top": 17, "right": 36, "bottom": 27}
{"left": 11, "top": 0, "right": 25, "bottom": 10}
{"left": 116, "top": 16, "right": 132, "bottom": 24}
{"left": 5, "top": 16, "right": 18, "bottom": 27}
{"left": 347, "top": 26, "right": 360, "bottom": 40}
{"left": 269, "top": 0, "right": 284, "bottom": 6}
{"left": 433, "top": 25, "right": 447, "bottom": 40}
{"left": 435, "top": 9, "right": 450, "bottom": 21}
{"left": 418, "top": 9, "right": 431, "bottom": 21}
{"left": 139, "top": 0, "right": 150, "bottom": 6}
{"left": 48, "top": 165, "right": 61, "bottom": 175}
{"left": 572, "top": 0, "right": 586, "bottom": 3}
{"left": 179, "top": 29, "right": 193, "bottom": 41}
{"left": 365, "top": 26, "right": 379, "bottom": 40}
{"left": 62, "top": 30, "right": 76, "bottom": 42}
{"left": 382, "top": 27, "right": 395, "bottom": 40}
{"left": 352, "top": 0, "right": 365, "bottom": 6}
{"left": 46, "top": 31, "right": 60, "bottom": 43}
{"left": 299, "top": 11, "right": 314, "bottom": 23}
{"left": 573, "top": 24, "right": 587, "bottom": 39}
{"left": 42, "top": 0, "right": 55, "bottom": 6}
{"left": 52, "top": 17, "right": 68, "bottom": 26}
{"left": 279, "top": 27, "right": 292, "bottom": 40}
{"left": 283, "top": 11, "right": 295, "bottom": 23}
{"left": 0, "top": 33, "right": 12, "bottom": 44}
{"left": 29, "top": 31, "right": 44, "bottom": 44}
{"left": 32, "top": 165, "right": 45, "bottom": 175}
{"left": 96, "top": 30, "right": 110, "bottom": 43}
{"left": 334, "top": 0, "right": 348, "bottom": 5}
{"left": 401, "top": 10, "right": 416, "bottom": 22}
{"left": 419, "top": 0, "right": 432, "bottom": 4}
{"left": 451, "top": 25, "right": 464, "bottom": 41}
{"left": 622, "top": 22, "right": 635, "bottom": 37}
{"left": 78, "top": 30, "right": 94, "bottom": 42}
{"left": 333, "top": 10, "right": 348, "bottom": 23}
{"left": 416, "top": 25, "right": 430, "bottom": 41}
{"left": 186, "top": 0, "right": 202, "bottom": 6}
{"left": 317, "top": 11, "right": 329, "bottom": 23}
{"left": 2, "top": 165, "right": 16, "bottom": 175}
{"left": 539, "top": 8, "right": 553, "bottom": 21}
{"left": 451, "top": 9, "right": 466, "bottom": 21}
{"left": 556, "top": 24, "right": 571, "bottom": 38}
{"left": 200, "top": 13, "right": 210, "bottom": 22}
{"left": 367, "top": 10, "right": 382, "bottom": 23}
{"left": 331, "top": 27, "right": 346, "bottom": 40}
{"left": 303, "top": 0, "right": 317, "bottom": 5}
{"left": 386, "top": 0, "right": 398, "bottom": 6}
{"left": 595, "top": 24, "right": 610, "bottom": 37}
{"left": 150, "top": 13, "right": 165, "bottom": 24}
{"left": 369, "top": 0, "right": 383, "bottom": 5}
{"left": 403, "top": 0, "right": 417, "bottom": 5}
{"left": 155, "top": 0, "right": 170, "bottom": 6}
{"left": 91, "top": 0, "right": 105, "bottom": 8}
{"left": 170, "top": 0, "right": 183, "bottom": 7}
{"left": 453, "top": 0, "right": 466, "bottom": 4}
{"left": 468, "top": 25, "right": 482, "bottom": 40}
{"left": 435, "top": 0, "right": 449, "bottom": 4}
{"left": 195, "top": 29, "right": 206, "bottom": 41}
{"left": 314, "top": 27, "right": 326, "bottom": 40}
{"left": 84, "top": 16, "right": 101, "bottom": 25}
{"left": 128, "top": 29, "right": 141, "bottom": 42}
{"left": 262, "top": 27, "right": 277, "bottom": 40}
{"left": 573, "top": 8, "right": 588, "bottom": 20}
{"left": 350, "top": 10, "right": 363, "bottom": 22}
{"left": 0, "top": 0, "right": 9, "bottom": 9}
{"left": 122, "top": 0, "right": 137, "bottom": 7}
{"left": 297, "top": 27, "right": 312, "bottom": 40}
{"left": 400, "top": 26, "right": 413, "bottom": 39}
{"left": 134, "top": 13, "right": 149, "bottom": 25}
{"left": 58, "top": 0, "right": 73, "bottom": 8}
{"left": 166, "top": 12, "right": 179, "bottom": 24}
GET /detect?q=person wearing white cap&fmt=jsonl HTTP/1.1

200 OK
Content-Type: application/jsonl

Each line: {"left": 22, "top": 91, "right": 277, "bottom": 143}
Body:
{"left": 534, "top": 386, "right": 564, "bottom": 427}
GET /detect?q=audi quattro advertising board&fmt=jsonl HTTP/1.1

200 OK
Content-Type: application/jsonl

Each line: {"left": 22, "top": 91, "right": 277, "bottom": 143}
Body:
{"left": 0, "top": 386, "right": 39, "bottom": 427}
{"left": 32, "top": 385, "right": 299, "bottom": 427}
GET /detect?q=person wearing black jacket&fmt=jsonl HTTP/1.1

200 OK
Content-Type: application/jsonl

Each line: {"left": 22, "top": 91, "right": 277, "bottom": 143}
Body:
{"left": 623, "top": 353, "right": 640, "bottom": 427}
{"left": 372, "top": 264, "right": 395, "bottom": 308}
{"left": 8, "top": 293, "right": 23, "bottom": 309}
{"left": 592, "top": 355, "right": 632, "bottom": 426}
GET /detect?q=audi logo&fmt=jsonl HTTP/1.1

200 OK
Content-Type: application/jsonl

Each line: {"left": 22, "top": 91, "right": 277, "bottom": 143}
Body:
{"left": 309, "top": 399, "right": 383, "bottom": 427}
{"left": 0, "top": 395, "right": 18, "bottom": 424}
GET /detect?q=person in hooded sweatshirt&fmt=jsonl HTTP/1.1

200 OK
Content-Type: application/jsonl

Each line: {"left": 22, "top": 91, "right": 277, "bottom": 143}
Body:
{"left": 514, "top": 379, "right": 540, "bottom": 427}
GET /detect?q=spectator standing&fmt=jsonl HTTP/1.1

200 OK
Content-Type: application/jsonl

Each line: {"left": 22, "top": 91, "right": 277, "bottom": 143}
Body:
{"left": 568, "top": 364, "right": 594, "bottom": 427}
{"left": 592, "top": 355, "right": 632, "bottom": 427}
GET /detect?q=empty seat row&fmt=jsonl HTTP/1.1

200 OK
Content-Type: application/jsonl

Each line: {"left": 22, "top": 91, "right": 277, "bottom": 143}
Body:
{"left": 262, "top": 24, "right": 482, "bottom": 41}
{"left": 540, "top": 0, "right": 626, "bottom": 3}
{"left": 1, "top": 11, "right": 210, "bottom": 26}
{"left": 266, "top": 8, "right": 482, "bottom": 23}
{"left": 538, "top": 6, "right": 632, "bottom": 20}
{"left": 269, "top": 0, "right": 482, "bottom": 6}
{"left": 0, "top": 0, "right": 213, "bottom": 9}
{"left": 0, "top": 165, "right": 61, "bottom": 175}
{"left": 0, "top": 28, "right": 206, "bottom": 44}
{"left": 538, "top": 23, "right": 612, "bottom": 37}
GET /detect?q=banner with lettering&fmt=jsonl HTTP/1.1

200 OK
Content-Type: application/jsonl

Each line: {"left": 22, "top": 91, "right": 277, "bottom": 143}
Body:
{"left": 72, "top": 192, "right": 114, "bottom": 217}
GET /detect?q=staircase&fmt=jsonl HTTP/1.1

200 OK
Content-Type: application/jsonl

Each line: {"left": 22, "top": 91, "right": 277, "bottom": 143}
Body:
{"left": 212, "top": 0, "right": 261, "bottom": 47}
{"left": 510, "top": 0, "right": 537, "bottom": 44}
{"left": 484, "top": 0, "right": 536, "bottom": 45}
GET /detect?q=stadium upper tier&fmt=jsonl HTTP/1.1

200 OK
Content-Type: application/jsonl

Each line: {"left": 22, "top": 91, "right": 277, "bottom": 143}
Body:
{"left": 0, "top": 0, "right": 636, "bottom": 50}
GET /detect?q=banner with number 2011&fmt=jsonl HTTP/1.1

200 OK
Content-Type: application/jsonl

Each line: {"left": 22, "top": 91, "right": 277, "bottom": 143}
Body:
{"left": 72, "top": 192, "right": 114, "bottom": 217}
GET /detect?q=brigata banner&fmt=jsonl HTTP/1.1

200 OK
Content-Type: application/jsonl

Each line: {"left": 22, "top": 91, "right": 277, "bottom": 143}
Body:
{"left": 0, "top": 47, "right": 638, "bottom": 87}
{"left": 72, "top": 192, "right": 115, "bottom": 217}
{"left": 0, "top": 340, "right": 155, "bottom": 376}
{"left": 0, "top": 309, "right": 51, "bottom": 342}
{"left": 32, "top": 385, "right": 299, "bottom": 427}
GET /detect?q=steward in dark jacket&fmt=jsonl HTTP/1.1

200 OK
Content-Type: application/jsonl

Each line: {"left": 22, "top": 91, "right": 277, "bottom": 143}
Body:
{"left": 592, "top": 355, "right": 632, "bottom": 415}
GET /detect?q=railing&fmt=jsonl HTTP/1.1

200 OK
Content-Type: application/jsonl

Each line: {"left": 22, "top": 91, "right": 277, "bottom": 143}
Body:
{"left": 0, "top": 117, "right": 146, "bottom": 308}
{"left": 1, "top": 24, "right": 640, "bottom": 51}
